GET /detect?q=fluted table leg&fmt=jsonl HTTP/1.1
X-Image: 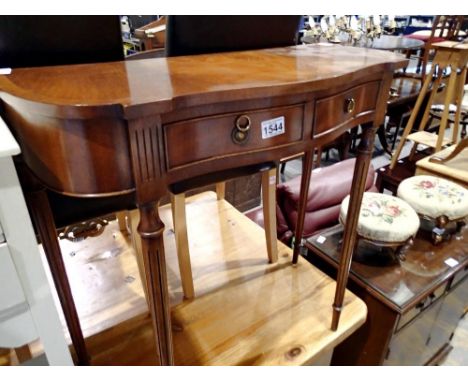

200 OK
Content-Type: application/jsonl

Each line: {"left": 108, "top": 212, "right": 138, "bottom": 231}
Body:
{"left": 137, "top": 202, "right": 174, "bottom": 365}
{"left": 331, "top": 124, "right": 375, "bottom": 331}
{"left": 292, "top": 149, "right": 315, "bottom": 264}
{"left": 26, "top": 189, "right": 89, "bottom": 365}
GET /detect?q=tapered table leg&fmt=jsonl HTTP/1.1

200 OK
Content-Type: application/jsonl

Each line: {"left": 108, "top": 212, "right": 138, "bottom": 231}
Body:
{"left": 331, "top": 124, "right": 376, "bottom": 331}
{"left": 137, "top": 202, "right": 174, "bottom": 365}
{"left": 26, "top": 189, "right": 89, "bottom": 365}
{"left": 292, "top": 149, "right": 315, "bottom": 264}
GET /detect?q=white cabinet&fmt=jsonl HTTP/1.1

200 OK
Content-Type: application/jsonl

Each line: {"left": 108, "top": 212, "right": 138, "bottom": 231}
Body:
{"left": 0, "top": 117, "right": 73, "bottom": 365}
{"left": 0, "top": 243, "right": 37, "bottom": 347}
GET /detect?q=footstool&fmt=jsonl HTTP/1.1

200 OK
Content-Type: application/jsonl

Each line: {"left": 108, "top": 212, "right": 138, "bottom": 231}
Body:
{"left": 397, "top": 175, "right": 468, "bottom": 244}
{"left": 340, "top": 192, "right": 420, "bottom": 261}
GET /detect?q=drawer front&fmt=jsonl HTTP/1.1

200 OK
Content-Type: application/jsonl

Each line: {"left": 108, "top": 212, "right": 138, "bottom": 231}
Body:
{"left": 164, "top": 104, "right": 305, "bottom": 169}
{"left": 385, "top": 297, "right": 443, "bottom": 366}
{"left": 313, "top": 81, "right": 380, "bottom": 137}
{"left": 396, "top": 282, "right": 448, "bottom": 332}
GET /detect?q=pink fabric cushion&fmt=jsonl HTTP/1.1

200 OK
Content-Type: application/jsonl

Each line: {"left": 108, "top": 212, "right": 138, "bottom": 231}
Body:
{"left": 284, "top": 185, "right": 378, "bottom": 237}
{"left": 246, "top": 158, "right": 377, "bottom": 241}
{"left": 404, "top": 34, "right": 446, "bottom": 43}
{"left": 277, "top": 158, "right": 376, "bottom": 213}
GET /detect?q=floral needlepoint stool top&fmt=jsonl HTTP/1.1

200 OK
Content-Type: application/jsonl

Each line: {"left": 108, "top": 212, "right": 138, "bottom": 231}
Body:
{"left": 397, "top": 175, "right": 468, "bottom": 221}
{"left": 340, "top": 192, "right": 420, "bottom": 243}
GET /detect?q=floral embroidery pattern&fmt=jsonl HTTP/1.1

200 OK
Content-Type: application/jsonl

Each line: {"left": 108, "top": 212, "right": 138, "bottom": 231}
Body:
{"left": 361, "top": 196, "right": 405, "bottom": 224}
{"left": 413, "top": 179, "right": 465, "bottom": 205}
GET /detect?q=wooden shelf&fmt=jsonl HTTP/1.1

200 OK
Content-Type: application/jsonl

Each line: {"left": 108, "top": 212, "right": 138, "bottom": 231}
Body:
{"left": 45, "top": 191, "right": 367, "bottom": 365}
{"left": 416, "top": 145, "right": 468, "bottom": 187}
{"left": 407, "top": 131, "right": 451, "bottom": 148}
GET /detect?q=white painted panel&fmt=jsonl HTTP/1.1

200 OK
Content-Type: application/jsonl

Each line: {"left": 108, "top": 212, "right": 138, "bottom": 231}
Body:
{"left": 0, "top": 152, "right": 73, "bottom": 364}
{"left": 0, "top": 243, "right": 37, "bottom": 347}
{"left": 0, "top": 116, "right": 20, "bottom": 157}
{"left": 0, "top": 244, "right": 28, "bottom": 312}
{"left": 0, "top": 309, "right": 37, "bottom": 348}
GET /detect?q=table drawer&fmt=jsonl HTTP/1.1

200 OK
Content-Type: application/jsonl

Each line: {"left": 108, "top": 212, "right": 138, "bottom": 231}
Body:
{"left": 164, "top": 104, "right": 305, "bottom": 169}
{"left": 313, "top": 81, "right": 380, "bottom": 137}
{"left": 396, "top": 282, "right": 448, "bottom": 332}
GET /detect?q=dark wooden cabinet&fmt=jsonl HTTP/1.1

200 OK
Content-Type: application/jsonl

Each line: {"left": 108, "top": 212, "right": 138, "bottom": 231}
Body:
{"left": 306, "top": 225, "right": 468, "bottom": 365}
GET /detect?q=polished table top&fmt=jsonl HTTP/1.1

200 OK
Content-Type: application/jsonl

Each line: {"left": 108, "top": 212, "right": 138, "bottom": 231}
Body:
{"left": 307, "top": 224, "right": 468, "bottom": 312}
{"left": 0, "top": 45, "right": 407, "bottom": 116}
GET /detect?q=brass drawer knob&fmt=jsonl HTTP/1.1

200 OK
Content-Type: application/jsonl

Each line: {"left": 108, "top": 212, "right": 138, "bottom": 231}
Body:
{"left": 232, "top": 115, "right": 251, "bottom": 144}
{"left": 235, "top": 115, "right": 251, "bottom": 132}
{"left": 345, "top": 97, "right": 356, "bottom": 114}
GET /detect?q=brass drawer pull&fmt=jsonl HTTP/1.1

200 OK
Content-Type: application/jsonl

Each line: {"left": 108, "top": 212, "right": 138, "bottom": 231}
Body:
{"left": 235, "top": 115, "right": 251, "bottom": 132}
{"left": 232, "top": 115, "right": 251, "bottom": 144}
{"left": 345, "top": 97, "right": 356, "bottom": 114}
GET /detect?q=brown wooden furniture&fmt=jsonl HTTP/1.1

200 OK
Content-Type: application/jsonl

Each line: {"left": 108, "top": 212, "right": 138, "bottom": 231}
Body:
{"left": 391, "top": 42, "right": 468, "bottom": 169}
{"left": 154, "top": 17, "right": 305, "bottom": 299}
{"left": 405, "top": 16, "right": 465, "bottom": 82}
{"left": 26, "top": 192, "right": 367, "bottom": 365}
{"left": 0, "top": 45, "right": 406, "bottom": 365}
{"left": 416, "top": 142, "right": 468, "bottom": 187}
{"left": 167, "top": 193, "right": 367, "bottom": 365}
{"left": 375, "top": 150, "right": 429, "bottom": 195}
{"left": 306, "top": 224, "right": 468, "bottom": 365}
{"left": 134, "top": 16, "right": 166, "bottom": 51}
{"left": 303, "top": 34, "right": 426, "bottom": 156}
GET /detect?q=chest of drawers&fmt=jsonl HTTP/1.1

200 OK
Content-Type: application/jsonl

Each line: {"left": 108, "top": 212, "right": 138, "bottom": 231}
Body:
{"left": 306, "top": 225, "right": 468, "bottom": 365}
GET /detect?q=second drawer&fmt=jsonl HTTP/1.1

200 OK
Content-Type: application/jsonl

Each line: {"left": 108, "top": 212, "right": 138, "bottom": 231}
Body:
{"left": 313, "top": 81, "right": 380, "bottom": 137}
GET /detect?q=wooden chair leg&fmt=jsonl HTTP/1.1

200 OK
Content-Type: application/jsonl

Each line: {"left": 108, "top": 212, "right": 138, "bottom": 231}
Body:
{"left": 279, "top": 162, "right": 286, "bottom": 174}
{"left": 215, "top": 182, "right": 226, "bottom": 200}
{"left": 315, "top": 147, "right": 322, "bottom": 168}
{"left": 128, "top": 209, "right": 150, "bottom": 304}
{"left": 261, "top": 169, "right": 278, "bottom": 264}
{"left": 25, "top": 189, "right": 89, "bottom": 365}
{"left": 170, "top": 193, "right": 195, "bottom": 299}
{"left": 116, "top": 211, "right": 128, "bottom": 233}
{"left": 390, "top": 64, "right": 438, "bottom": 169}
{"left": 436, "top": 67, "right": 459, "bottom": 151}
{"left": 452, "top": 66, "right": 467, "bottom": 143}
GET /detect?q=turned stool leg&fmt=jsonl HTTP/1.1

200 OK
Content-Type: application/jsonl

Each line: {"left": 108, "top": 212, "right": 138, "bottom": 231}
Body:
{"left": 395, "top": 237, "right": 414, "bottom": 262}
{"left": 432, "top": 215, "right": 449, "bottom": 245}
{"left": 455, "top": 220, "right": 466, "bottom": 238}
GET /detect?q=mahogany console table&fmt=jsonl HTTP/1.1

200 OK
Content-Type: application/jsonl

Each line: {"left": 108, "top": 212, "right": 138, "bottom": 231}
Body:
{"left": 306, "top": 225, "right": 468, "bottom": 365}
{"left": 0, "top": 45, "right": 406, "bottom": 365}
